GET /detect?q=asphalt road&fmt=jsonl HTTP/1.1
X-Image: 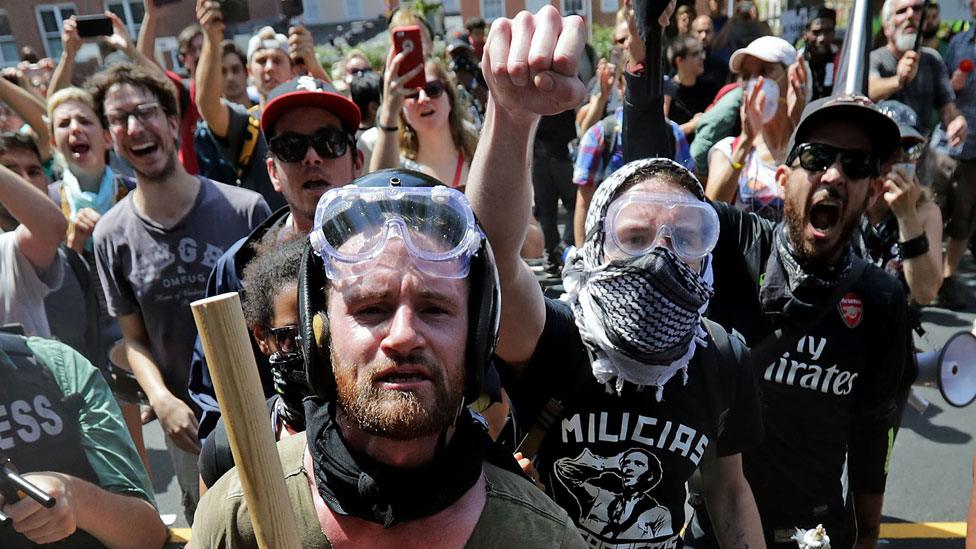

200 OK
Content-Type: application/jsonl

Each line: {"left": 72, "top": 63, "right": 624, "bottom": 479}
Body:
{"left": 146, "top": 259, "right": 976, "bottom": 546}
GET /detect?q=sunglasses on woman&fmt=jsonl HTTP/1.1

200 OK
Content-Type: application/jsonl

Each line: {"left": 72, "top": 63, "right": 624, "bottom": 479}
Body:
{"left": 787, "top": 142, "right": 880, "bottom": 180}
{"left": 269, "top": 126, "right": 350, "bottom": 163}
{"left": 405, "top": 80, "right": 447, "bottom": 101}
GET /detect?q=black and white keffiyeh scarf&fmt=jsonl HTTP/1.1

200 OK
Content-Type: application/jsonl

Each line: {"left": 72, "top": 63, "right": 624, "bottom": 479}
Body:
{"left": 562, "top": 158, "right": 715, "bottom": 399}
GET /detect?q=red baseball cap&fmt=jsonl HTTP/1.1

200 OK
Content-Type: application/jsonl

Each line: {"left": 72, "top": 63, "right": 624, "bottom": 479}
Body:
{"left": 261, "top": 76, "right": 361, "bottom": 137}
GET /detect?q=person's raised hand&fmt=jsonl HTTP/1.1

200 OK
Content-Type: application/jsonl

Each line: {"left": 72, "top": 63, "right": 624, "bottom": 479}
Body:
{"left": 103, "top": 11, "right": 135, "bottom": 53}
{"left": 883, "top": 164, "right": 921, "bottom": 219}
{"left": 787, "top": 58, "right": 807, "bottom": 125}
{"left": 289, "top": 25, "right": 329, "bottom": 80}
{"left": 896, "top": 50, "right": 920, "bottom": 87}
{"left": 3, "top": 472, "right": 76, "bottom": 545}
{"left": 483, "top": 6, "right": 587, "bottom": 120}
{"left": 153, "top": 393, "right": 201, "bottom": 454}
{"left": 196, "top": 0, "right": 224, "bottom": 41}
{"left": 596, "top": 58, "right": 615, "bottom": 98}
{"left": 378, "top": 47, "right": 424, "bottom": 122}
{"left": 740, "top": 76, "right": 765, "bottom": 140}
{"left": 61, "top": 17, "right": 83, "bottom": 58}
{"left": 67, "top": 208, "right": 101, "bottom": 253}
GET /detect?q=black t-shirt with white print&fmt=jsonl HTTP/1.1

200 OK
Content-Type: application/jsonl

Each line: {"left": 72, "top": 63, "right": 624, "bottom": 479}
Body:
{"left": 500, "top": 298, "right": 762, "bottom": 549}
{"left": 707, "top": 201, "right": 909, "bottom": 538}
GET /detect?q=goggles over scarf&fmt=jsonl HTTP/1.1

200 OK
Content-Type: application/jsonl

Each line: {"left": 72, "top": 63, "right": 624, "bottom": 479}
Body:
{"left": 310, "top": 185, "right": 484, "bottom": 280}
{"left": 603, "top": 191, "right": 720, "bottom": 263}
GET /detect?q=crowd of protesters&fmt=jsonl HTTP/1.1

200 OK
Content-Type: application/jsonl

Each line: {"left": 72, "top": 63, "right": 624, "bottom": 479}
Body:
{"left": 0, "top": 0, "right": 975, "bottom": 546}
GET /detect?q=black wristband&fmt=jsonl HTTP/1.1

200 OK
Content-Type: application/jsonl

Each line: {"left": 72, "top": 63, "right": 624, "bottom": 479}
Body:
{"left": 898, "top": 232, "right": 929, "bottom": 259}
{"left": 379, "top": 125, "right": 399, "bottom": 132}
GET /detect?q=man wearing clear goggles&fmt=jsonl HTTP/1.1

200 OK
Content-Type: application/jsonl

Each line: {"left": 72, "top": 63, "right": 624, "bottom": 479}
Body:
{"left": 465, "top": 7, "right": 765, "bottom": 545}
{"left": 191, "top": 167, "right": 587, "bottom": 546}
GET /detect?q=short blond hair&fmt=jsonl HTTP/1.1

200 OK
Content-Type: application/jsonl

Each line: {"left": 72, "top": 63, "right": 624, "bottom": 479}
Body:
{"left": 47, "top": 86, "right": 100, "bottom": 132}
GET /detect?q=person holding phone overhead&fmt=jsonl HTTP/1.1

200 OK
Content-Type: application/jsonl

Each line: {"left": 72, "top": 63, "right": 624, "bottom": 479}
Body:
{"left": 369, "top": 26, "right": 477, "bottom": 190}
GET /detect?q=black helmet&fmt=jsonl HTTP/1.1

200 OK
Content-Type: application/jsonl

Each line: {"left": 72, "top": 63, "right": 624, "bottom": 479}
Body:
{"left": 297, "top": 169, "right": 500, "bottom": 403}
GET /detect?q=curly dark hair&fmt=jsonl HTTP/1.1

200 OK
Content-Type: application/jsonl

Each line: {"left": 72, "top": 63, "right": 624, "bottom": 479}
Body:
{"left": 242, "top": 235, "right": 307, "bottom": 329}
{"left": 88, "top": 63, "right": 180, "bottom": 129}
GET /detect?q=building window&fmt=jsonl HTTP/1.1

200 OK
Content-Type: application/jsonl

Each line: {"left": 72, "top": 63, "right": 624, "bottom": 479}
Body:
{"left": 481, "top": 0, "right": 505, "bottom": 20}
{"left": 601, "top": 0, "right": 619, "bottom": 12}
{"left": 106, "top": 0, "right": 146, "bottom": 38}
{"left": 561, "top": 0, "right": 585, "bottom": 16}
{"left": 442, "top": 0, "right": 460, "bottom": 11}
{"left": 36, "top": 4, "right": 76, "bottom": 59}
{"left": 0, "top": 11, "right": 17, "bottom": 66}
{"left": 345, "top": 0, "right": 362, "bottom": 19}
{"left": 525, "top": 0, "right": 551, "bottom": 13}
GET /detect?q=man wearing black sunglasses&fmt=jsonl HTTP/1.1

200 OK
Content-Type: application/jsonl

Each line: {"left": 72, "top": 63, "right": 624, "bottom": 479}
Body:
{"left": 697, "top": 94, "right": 913, "bottom": 547}
{"left": 187, "top": 75, "right": 363, "bottom": 443}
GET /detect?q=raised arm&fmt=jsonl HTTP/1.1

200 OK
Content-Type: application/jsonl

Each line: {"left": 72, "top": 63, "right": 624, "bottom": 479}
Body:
{"left": 466, "top": 6, "right": 586, "bottom": 364}
{"left": 195, "top": 0, "right": 230, "bottom": 138}
{"left": 47, "top": 16, "right": 83, "bottom": 96}
{"left": 0, "top": 76, "right": 51, "bottom": 162}
{"left": 0, "top": 164, "right": 66, "bottom": 271}
{"left": 136, "top": 0, "right": 176, "bottom": 68}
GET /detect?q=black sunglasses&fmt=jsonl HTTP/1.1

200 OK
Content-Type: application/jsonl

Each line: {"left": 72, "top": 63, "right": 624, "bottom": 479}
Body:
{"left": 405, "top": 80, "right": 447, "bottom": 101}
{"left": 269, "top": 126, "right": 350, "bottom": 163}
{"left": 788, "top": 142, "right": 880, "bottom": 180}
{"left": 268, "top": 324, "right": 299, "bottom": 354}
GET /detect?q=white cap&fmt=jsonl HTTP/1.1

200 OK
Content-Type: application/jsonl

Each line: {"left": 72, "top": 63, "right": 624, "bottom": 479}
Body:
{"left": 247, "top": 27, "right": 289, "bottom": 63}
{"left": 729, "top": 36, "right": 797, "bottom": 73}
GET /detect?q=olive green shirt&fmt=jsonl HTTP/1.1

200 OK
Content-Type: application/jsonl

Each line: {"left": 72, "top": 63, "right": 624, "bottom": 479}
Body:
{"left": 191, "top": 435, "right": 586, "bottom": 548}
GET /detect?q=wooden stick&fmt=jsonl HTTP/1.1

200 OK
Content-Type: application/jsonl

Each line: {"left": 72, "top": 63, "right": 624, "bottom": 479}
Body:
{"left": 191, "top": 292, "right": 301, "bottom": 549}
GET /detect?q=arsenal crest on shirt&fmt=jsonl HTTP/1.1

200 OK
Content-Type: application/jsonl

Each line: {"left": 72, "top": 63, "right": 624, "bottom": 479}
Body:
{"left": 838, "top": 292, "right": 863, "bottom": 328}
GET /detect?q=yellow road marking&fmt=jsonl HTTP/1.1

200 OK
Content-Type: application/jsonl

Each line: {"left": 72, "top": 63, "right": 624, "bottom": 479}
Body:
{"left": 880, "top": 522, "right": 967, "bottom": 538}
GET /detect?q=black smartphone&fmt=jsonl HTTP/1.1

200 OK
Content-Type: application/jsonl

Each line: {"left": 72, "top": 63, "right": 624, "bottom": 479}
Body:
{"left": 75, "top": 15, "right": 113, "bottom": 38}
{"left": 151, "top": 0, "right": 182, "bottom": 6}
{"left": 220, "top": 0, "right": 251, "bottom": 24}
{"left": 281, "top": 0, "right": 303, "bottom": 18}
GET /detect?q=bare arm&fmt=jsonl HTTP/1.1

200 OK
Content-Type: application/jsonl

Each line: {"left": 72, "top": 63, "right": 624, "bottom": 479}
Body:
{"left": 136, "top": 0, "right": 176, "bottom": 67}
{"left": 899, "top": 200, "right": 942, "bottom": 305}
{"left": 47, "top": 16, "right": 82, "bottom": 96}
{"left": 118, "top": 313, "right": 201, "bottom": 454}
{"left": 577, "top": 58, "right": 613, "bottom": 134}
{"left": 467, "top": 7, "right": 586, "bottom": 364}
{"left": 868, "top": 51, "right": 919, "bottom": 103}
{"left": 701, "top": 452, "right": 765, "bottom": 549}
{"left": 0, "top": 76, "right": 51, "bottom": 162}
{"left": 3, "top": 473, "right": 166, "bottom": 549}
{"left": 852, "top": 493, "right": 883, "bottom": 549}
{"left": 0, "top": 165, "right": 66, "bottom": 271}
{"left": 195, "top": 0, "right": 230, "bottom": 138}
{"left": 573, "top": 184, "right": 595, "bottom": 248}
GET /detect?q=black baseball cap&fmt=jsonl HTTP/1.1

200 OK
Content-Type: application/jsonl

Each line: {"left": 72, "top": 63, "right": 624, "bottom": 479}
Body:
{"left": 261, "top": 76, "right": 361, "bottom": 137}
{"left": 786, "top": 94, "right": 901, "bottom": 164}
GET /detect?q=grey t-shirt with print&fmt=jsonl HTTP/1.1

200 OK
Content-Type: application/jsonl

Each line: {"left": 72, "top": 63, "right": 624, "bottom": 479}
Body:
{"left": 870, "top": 46, "right": 954, "bottom": 136}
{"left": 93, "top": 177, "right": 270, "bottom": 402}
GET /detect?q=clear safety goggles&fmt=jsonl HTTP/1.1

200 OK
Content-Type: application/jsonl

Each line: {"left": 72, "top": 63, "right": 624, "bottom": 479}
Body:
{"left": 603, "top": 192, "right": 720, "bottom": 262}
{"left": 310, "top": 185, "right": 483, "bottom": 280}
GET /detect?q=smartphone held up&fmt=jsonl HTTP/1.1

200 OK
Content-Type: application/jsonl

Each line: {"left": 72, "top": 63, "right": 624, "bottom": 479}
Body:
{"left": 392, "top": 25, "right": 426, "bottom": 90}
